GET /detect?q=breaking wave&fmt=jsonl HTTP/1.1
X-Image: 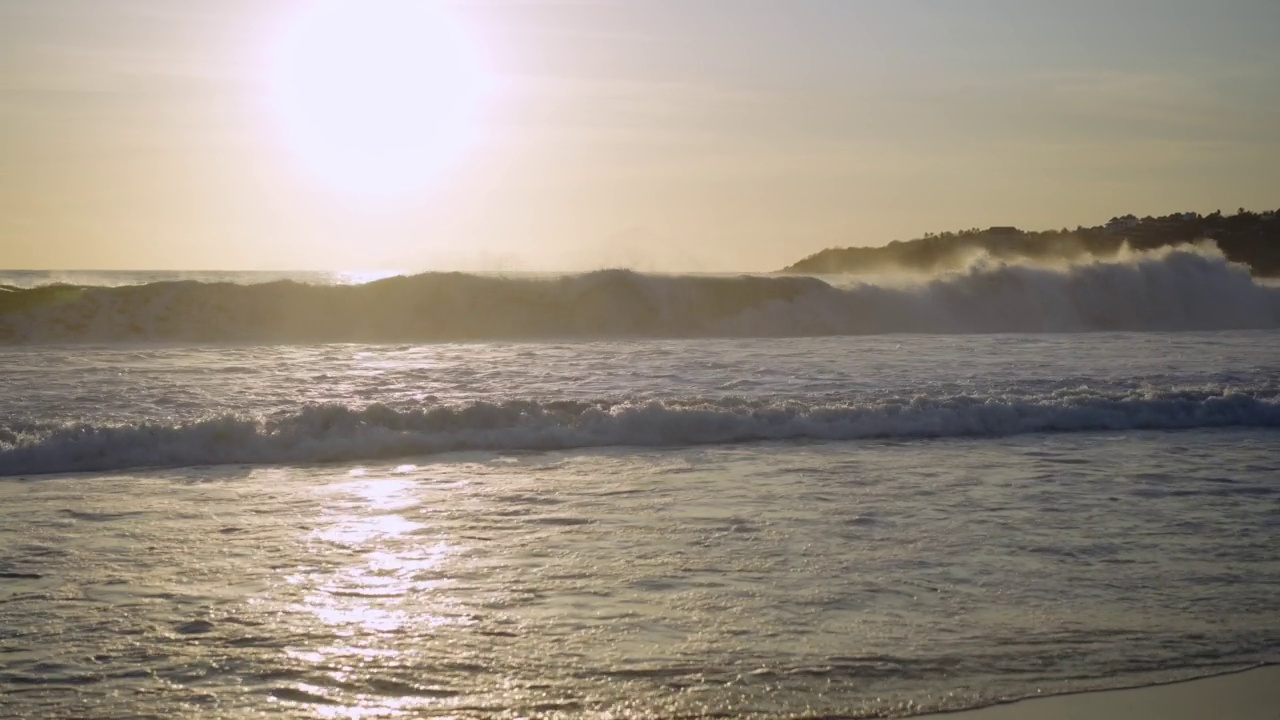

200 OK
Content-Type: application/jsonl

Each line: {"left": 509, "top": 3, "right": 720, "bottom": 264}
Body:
{"left": 1, "top": 244, "right": 1277, "bottom": 344}
{"left": 2, "top": 388, "right": 1276, "bottom": 475}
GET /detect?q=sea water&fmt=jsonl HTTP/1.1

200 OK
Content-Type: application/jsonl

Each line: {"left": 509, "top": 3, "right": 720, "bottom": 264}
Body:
{"left": 1, "top": 257, "right": 1278, "bottom": 718}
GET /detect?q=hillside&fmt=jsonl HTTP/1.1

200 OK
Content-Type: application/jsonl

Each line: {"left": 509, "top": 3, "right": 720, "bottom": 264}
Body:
{"left": 783, "top": 209, "right": 1280, "bottom": 276}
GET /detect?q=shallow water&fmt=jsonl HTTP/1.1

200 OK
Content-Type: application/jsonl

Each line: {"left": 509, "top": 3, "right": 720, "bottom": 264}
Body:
{"left": 2, "top": 432, "right": 1278, "bottom": 718}
{"left": 1, "top": 329, "right": 1278, "bottom": 718}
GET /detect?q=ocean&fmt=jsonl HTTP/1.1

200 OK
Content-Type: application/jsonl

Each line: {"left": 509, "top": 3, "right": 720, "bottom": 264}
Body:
{"left": 1, "top": 248, "right": 1278, "bottom": 718}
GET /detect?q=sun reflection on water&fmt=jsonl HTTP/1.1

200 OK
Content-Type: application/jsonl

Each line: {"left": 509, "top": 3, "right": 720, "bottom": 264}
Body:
{"left": 277, "top": 472, "right": 472, "bottom": 716}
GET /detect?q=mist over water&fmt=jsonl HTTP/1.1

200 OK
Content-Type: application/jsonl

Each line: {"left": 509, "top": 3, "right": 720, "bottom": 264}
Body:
{"left": 1, "top": 244, "right": 1277, "bottom": 344}
{"left": 0, "top": 269, "right": 400, "bottom": 290}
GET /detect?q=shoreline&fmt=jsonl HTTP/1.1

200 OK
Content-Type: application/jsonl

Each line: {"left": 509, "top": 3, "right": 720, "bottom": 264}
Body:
{"left": 923, "top": 665, "right": 1280, "bottom": 720}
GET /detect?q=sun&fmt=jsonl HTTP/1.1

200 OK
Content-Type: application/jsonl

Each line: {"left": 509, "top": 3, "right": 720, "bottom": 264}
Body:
{"left": 265, "top": 0, "right": 487, "bottom": 196}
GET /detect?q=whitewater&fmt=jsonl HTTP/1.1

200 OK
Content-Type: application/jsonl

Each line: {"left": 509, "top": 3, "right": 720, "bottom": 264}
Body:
{"left": 3, "top": 245, "right": 1278, "bottom": 344}
{"left": 1, "top": 250, "right": 1278, "bottom": 718}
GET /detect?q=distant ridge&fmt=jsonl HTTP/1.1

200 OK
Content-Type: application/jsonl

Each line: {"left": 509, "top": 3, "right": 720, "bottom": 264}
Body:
{"left": 783, "top": 208, "right": 1280, "bottom": 276}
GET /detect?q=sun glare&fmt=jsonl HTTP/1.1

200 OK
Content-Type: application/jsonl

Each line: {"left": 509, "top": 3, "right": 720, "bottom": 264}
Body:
{"left": 266, "top": 0, "right": 487, "bottom": 196}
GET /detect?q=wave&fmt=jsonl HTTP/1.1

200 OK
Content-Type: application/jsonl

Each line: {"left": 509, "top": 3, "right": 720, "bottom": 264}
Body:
{"left": 0, "top": 269, "right": 395, "bottom": 290}
{"left": 1, "top": 245, "right": 1277, "bottom": 344}
{"left": 2, "top": 388, "right": 1276, "bottom": 475}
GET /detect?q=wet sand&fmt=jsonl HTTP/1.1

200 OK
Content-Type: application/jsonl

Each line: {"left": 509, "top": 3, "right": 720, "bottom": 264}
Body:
{"left": 931, "top": 666, "right": 1280, "bottom": 720}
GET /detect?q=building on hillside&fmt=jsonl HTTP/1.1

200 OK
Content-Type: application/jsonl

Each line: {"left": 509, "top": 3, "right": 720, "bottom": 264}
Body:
{"left": 1106, "top": 215, "right": 1140, "bottom": 232}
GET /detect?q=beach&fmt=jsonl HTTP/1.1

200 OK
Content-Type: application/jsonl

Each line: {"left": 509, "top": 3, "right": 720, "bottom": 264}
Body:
{"left": 3, "top": 270, "right": 1279, "bottom": 718}
{"left": 7, "top": 0, "right": 1280, "bottom": 714}
{"left": 2, "top": 327, "right": 1278, "bottom": 717}
{"left": 932, "top": 666, "right": 1280, "bottom": 720}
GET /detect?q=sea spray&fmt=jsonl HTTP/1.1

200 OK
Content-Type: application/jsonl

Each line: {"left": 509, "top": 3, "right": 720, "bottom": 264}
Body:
{"left": 1, "top": 244, "right": 1276, "bottom": 344}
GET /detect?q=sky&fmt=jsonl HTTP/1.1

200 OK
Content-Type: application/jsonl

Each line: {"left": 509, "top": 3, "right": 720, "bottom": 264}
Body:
{"left": 2, "top": 0, "right": 1278, "bottom": 272}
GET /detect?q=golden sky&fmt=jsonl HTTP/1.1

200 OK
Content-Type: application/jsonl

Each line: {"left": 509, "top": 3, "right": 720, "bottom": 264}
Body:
{"left": 2, "top": 0, "right": 1278, "bottom": 271}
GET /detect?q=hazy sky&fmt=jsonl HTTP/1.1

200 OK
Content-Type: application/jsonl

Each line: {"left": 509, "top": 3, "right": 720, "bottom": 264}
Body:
{"left": 3, "top": 0, "right": 1278, "bottom": 271}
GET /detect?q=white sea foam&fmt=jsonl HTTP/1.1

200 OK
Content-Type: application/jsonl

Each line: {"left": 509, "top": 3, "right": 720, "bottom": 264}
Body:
{"left": 1, "top": 245, "right": 1276, "bottom": 344}
{"left": 3, "top": 389, "right": 1276, "bottom": 475}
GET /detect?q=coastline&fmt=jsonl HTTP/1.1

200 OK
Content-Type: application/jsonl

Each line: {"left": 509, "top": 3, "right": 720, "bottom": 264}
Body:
{"left": 924, "top": 665, "right": 1280, "bottom": 720}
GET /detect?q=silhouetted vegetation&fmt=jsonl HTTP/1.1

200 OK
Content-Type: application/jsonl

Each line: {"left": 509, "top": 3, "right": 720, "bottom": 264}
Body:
{"left": 783, "top": 208, "right": 1280, "bottom": 276}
